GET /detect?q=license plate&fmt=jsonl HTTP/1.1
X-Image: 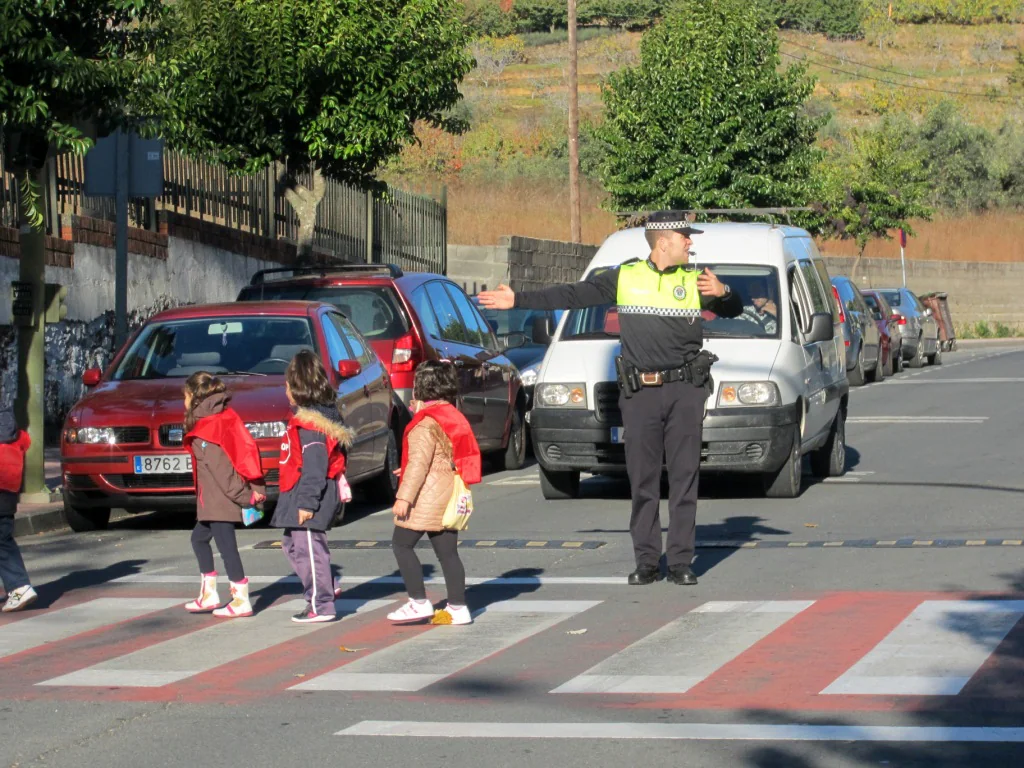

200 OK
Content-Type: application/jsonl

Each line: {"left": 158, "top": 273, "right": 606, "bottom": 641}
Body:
{"left": 611, "top": 427, "right": 626, "bottom": 444}
{"left": 134, "top": 454, "right": 193, "bottom": 474}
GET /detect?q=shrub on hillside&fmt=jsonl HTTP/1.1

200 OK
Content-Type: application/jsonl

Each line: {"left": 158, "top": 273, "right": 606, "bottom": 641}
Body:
{"left": 775, "top": 0, "right": 865, "bottom": 39}
{"left": 582, "top": 0, "right": 668, "bottom": 30}
{"left": 917, "top": 101, "right": 998, "bottom": 212}
{"left": 462, "top": 0, "right": 516, "bottom": 36}
{"left": 883, "top": 0, "right": 1024, "bottom": 24}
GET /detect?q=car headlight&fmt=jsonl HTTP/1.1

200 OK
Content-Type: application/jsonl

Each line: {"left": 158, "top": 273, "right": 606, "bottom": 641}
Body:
{"left": 536, "top": 382, "right": 587, "bottom": 408}
{"left": 65, "top": 427, "right": 118, "bottom": 445}
{"left": 246, "top": 421, "right": 287, "bottom": 439}
{"left": 520, "top": 363, "right": 540, "bottom": 388}
{"left": 717, "top": 382, "right": 781, "bottom": 407}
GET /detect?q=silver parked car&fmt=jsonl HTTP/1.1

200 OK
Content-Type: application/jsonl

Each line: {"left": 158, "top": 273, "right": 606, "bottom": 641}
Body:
{"left": 876, "top": 287, "right": 941, "bottom": 368}
{"left": 831, "top": 276, "right": 882, "bottom": 386}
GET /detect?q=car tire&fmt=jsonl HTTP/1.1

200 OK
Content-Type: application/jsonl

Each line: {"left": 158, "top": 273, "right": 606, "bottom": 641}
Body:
{"left": 500, "top": 407, "right": 526, "bottom": 471}
{"left": 64, "top": 502, "right": 110, "bottom": 532}
{"left": 809, "top": 411, "right": 846, "bottom": 479}
{"left": 908, "top": 336, "right": 925, "bottom": 368}
{"left": 927, "top": 343, "right": 942, "bottom": 366}
{"left": 763, "top": 426, "right": 802, "bottom": 498}
{"left": 866, "top": 348, "right": 884, "bottom": 383}
{"left": 369, "top": 429, "right": 399, "bottom": 503}
{"left": 894, "top": 344, "right": 904, "bottom": 373}
{"left": 847, "top": 346, "right": 866, "bottom": 386}
{"left": 540, "top": 466, "right": 581, "bottom": 500}
{"left": 883, "top": 345, "right": 894, "bottom": 377}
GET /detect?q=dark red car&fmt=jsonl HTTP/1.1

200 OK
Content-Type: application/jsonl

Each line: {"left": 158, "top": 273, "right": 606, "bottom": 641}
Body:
{"left": 236, "top": 264, "right": 527, "bottom": 470}
{"left": 61, "top": 301, "right": 398, "bottom": 532}
{"left": 861, "top": 290, "right": 904, "bottom": 376}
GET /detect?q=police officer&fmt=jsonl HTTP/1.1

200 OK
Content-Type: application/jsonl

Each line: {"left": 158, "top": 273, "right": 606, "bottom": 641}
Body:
{"left": 478, "top": 211, "right": 742, "bottom": 586}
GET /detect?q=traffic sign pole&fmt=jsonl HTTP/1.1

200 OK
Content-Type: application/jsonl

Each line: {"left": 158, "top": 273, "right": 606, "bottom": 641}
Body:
{"left": 899, "top": 228, "right": 907, "bottom": 287}
{"left": 114, "top": 129, "right": 129, "bottom": 348}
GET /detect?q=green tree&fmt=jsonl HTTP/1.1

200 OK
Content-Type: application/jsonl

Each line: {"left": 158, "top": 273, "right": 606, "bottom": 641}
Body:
{"left": 774, "top": 0, "right": 864, "bottom": 39}
{"left": 917, "top": 101, "right": 996, "bottom": 212}
{"left": 813, "top": 115, "right": 932, "bottom": 280}
{"left": 0, "top": 0, "right": 164, "bottom": 501}
{"left": 595, "top": 0, "right": 823, "bottom": 215}
{"left": 159, "top": 0, "right": 473, "bottom": 258}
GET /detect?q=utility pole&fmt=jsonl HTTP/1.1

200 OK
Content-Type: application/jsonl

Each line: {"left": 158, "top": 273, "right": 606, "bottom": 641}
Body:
{"left": 568, "top": 0, "right": 581, "bottom": 244}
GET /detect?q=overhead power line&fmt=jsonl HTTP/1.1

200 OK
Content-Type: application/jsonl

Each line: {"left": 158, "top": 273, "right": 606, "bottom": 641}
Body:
{"left": 782, "top": 37, "right": 935, "bottom": 82}
{"left": 779, "top": 50, "right": 1005, "bottom": 100}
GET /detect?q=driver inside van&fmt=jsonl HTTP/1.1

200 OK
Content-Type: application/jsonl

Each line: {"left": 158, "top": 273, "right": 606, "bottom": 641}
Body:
{"left": 740, "top": 278, "right": 778, "bottom": 335}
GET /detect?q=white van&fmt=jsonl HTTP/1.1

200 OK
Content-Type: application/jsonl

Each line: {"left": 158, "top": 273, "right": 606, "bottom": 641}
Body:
{"left": 528, "top": 222, "right": 849, "bottom": 499}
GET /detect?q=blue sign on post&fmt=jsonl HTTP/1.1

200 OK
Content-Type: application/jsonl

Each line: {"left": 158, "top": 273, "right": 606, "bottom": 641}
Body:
{"left": 84, "top": 133, "right": 164, "bottom": 198}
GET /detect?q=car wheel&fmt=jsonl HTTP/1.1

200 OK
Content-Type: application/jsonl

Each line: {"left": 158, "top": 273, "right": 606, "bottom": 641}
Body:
{"left": 809, "top": 411, "right": 846, "bottom": 479}
{"left": 908, "top": 336, "right": 925, "bottom": 368}
{"left": 894, "top": 344, "right": 904, "bottom": 373}
{"left": 369, "top": 429, "right": 399, "bottom": 503}
{"left": 883, "top": 345, "right": 894, "bottom": 377}
{"left": 500, "top": 407, "right": 526, "bottom": 471}
{"left": 763, "top": 426, "right": 802, "bottom": 498}
{"left": 866, "top": 347, "right": 884, "bottom": 383}
{"left": 927, "top": 343, "right": 942, "bottom": 366}
{"left": 847, "top": 346, "right": 866, "bottom": 386}
{"left": 540, "top": 466, "right": 581, "bottom": 500}
{"left": 64, "top": 502, "right": 110, "bottom": 532}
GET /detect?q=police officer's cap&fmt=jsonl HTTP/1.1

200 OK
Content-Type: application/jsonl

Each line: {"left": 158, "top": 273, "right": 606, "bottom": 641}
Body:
{"left": 644, "top": 210, "right": 704, "bottom": 236}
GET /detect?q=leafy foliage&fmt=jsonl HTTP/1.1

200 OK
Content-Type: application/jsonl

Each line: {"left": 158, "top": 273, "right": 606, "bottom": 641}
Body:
{"left": 917, "top": 101, "right": 996, "bottom": 212}
{"left": 594, "top": 0, "right": 823, "bottom": 214}
{"left": 159, "top": 0, "right": 474, "bottom": 190}
{"left": 0, "top": 0, "right": 165, "bottom": 171}
{"left": 774, "top": 1, "right": 865, "bottom": 39}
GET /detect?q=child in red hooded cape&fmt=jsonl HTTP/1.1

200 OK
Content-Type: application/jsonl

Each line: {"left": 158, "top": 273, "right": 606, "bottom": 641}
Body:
{"left": 388, "top": 360, "right": 481, "bottom": 626}
{"left": 0, "top": 408, "right": 36, "bottom": 612}
{"left": 182, "top": 372, "right": 265, "bottom": 618}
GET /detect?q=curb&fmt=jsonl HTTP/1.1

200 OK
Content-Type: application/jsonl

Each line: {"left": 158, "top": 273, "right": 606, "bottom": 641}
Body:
{"left": 954, "top": 338, "right": 1024, "bottom": 347}
{"left": 13, "top": 504, "right": 67, "bottom": 538}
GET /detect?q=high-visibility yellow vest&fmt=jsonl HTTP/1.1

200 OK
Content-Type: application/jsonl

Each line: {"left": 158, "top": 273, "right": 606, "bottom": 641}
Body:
{"left": 616, "top": 259, "right": 702, "bottom": 318}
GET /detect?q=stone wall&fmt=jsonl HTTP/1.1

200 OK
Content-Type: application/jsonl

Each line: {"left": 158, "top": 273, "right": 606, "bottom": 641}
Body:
{"left": 447, "top": 236, "right": 598, "bottom": 294}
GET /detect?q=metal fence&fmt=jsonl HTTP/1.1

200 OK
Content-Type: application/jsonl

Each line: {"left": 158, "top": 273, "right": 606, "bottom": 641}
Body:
{"left": 0, "top": 149, "right": 447, "bottom": 274}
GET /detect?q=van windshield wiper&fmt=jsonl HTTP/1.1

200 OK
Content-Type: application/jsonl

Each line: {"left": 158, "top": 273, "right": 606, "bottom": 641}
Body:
{"left": 567, "top": 331, "right": 619, "bottom": 340}
{"left": 221, "top": 370, "right": 269, "bottom": 377}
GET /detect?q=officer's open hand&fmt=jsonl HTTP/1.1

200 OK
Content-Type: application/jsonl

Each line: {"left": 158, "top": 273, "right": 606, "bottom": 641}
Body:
{"left": 477, "top": 284, "right": 516, "bottom": 310}
{"left": 697, "top": 268, "right": 726, "bottom": 298}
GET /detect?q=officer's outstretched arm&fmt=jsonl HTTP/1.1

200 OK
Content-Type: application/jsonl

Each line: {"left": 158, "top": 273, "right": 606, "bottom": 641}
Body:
{"left": 507, "top": 268, "right": 618, "bottom": 311}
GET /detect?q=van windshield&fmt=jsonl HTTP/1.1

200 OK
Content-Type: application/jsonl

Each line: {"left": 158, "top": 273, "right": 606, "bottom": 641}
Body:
{"left": 561, "top": 264, "right": 782, "bottom": 340}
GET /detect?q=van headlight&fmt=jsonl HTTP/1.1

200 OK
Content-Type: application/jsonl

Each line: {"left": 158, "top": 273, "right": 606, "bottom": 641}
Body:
{"left": 536, "top": 383, "right": 587, "bottom": 408}
{"left": 246, "top": 421, "right": 287, "bottom": 439}
{"left": 717, "top": 382, "right": 780, "bottom": 407}
{"left": 519, "top": 363, "right": 540, "bottom": 388}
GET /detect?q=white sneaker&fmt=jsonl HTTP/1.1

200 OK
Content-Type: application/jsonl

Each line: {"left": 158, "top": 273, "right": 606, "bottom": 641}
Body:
{"left": 387, "top": 599, "right": 434, "bottom": 623}
{"left": 2, "top": 585, "right": 38, "bottom": 613}
{"left": 442, "top": 604, "right": 473, "bottom": 626}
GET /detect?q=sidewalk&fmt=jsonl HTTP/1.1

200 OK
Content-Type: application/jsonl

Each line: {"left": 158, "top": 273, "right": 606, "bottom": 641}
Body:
{"left": 14, "top": 447, "right": 66, "bottom": 538}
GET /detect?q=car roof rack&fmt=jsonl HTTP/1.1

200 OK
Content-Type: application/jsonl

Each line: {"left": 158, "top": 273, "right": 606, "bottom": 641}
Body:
{"left": 616, "top": 207, "right": 813, "bottom": 227}
{"left": 249, "top": 263, "right": 405, "bottom": 286}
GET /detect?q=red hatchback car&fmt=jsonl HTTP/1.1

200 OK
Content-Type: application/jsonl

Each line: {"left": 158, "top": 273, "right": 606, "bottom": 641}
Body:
{"left": 236, "top": 264, "right": 527, "bottom": 470}
{"left": 60, "top": 301, "right": 398, "bottom": 532}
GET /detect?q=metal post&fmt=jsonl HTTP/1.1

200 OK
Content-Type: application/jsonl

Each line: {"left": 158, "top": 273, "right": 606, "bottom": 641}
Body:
{"left": 365, "top": 190, "right": 374, "bottom": 264}
{"left": 901, "top": 245, "right": 906, "bottom": 287}
{"left": 114, "top": 129, "right": 129, "bottom": 348}
{"left": 16, "top": 165, "right": 50, "bottom": 502}
{"left": 567, "top": 0, "right": 581, "bottom": 244}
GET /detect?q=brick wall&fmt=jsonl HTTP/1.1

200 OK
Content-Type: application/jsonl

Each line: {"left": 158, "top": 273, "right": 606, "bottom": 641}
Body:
{"left": 0, "top": 226, "right": 75, "bottom": 268}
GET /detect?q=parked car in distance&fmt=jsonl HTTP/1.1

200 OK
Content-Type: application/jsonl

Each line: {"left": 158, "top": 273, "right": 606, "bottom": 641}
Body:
{"left": 61, "top": 301, "right": 399, "bottom": 532}
{"left": 876, "top": 287, "right": 942, "bottom": 368}
{"left": 236, "top": 264, "right": 528, "bottom": 470}
{"left": 861, "top": 290, "right": 902, "bottom": 376}
{"left": 831, "top": 276, "right": 883, "bottom": 385}
{"left": 473, "top": 301, "right": 563, "bottom": 411}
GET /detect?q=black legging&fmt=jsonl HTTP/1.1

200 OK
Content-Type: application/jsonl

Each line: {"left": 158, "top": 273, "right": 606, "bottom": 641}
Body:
{"left": 391, "top": 527, "right": 465, "bottom": 606}
{"left": 191, "top": 521, "right": 245, "bottom": 583}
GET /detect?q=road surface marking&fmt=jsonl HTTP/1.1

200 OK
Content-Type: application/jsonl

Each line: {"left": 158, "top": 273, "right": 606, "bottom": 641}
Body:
{"left": 291, "top": 599, "right": 599, "bottom": 692}
{"left": 0, "top": 598, "right": 181, "bottom": 660}
{"left": 552, "top": 600, "right": 813, "bottom": 694}
{"left": 37, "top": 599, "right": 392, "bottom": 689}
{"left": 336, "top": 721, "right": 1024, "bottom": 742}
{"left": 822, "top": 600, "right": 1024, "bottom": 695}
{"left": 879, "top": 378, "right": 1024, "bottom": 384}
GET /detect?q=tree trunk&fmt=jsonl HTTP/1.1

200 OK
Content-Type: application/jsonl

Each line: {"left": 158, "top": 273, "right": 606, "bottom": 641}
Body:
{"left": 283, "top": 165, "right": 327, "bottom": 262}
{"left": 16, "top": 164, "right": 50, "bottom": 502}
{"left": 850, "top": 243, "right": 867, "bottom": 284}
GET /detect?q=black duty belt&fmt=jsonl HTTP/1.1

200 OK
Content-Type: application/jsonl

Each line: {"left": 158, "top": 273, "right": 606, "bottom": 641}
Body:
{"left": 637, "top": 367, "right": 691, "bottom": 387}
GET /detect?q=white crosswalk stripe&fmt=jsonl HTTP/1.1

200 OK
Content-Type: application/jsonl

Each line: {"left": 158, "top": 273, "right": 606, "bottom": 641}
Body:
{"left": 0, "top": 598, "right": 181, "bottom": 660}
{"left": 552, "top": 600, "right": 814, "bottom": 694}
{"left": 290, "top": 600, "right": 600, "bottom": 692}
{"left": 38, "top": 599, "right": 393, "bottom": 689}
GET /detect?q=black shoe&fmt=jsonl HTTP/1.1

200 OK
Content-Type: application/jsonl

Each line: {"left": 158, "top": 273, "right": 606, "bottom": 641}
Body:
{"left": 666, "top": 566, "right": 698, "bottom": 586}
{"left": 627, "top": 566, "right": 662, "bottom": 586}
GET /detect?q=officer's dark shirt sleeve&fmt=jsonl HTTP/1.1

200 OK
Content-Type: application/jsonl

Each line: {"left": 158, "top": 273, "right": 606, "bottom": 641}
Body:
{"left": 513, "top": 268, "right": 618, "bottom": 310}
{"left": 701, "top": 289, "right": 743, "bottom": 318}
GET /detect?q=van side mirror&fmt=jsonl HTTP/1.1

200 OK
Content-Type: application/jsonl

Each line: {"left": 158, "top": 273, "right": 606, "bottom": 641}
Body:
{"left": 531, "top": 315, "right": 553, "bottom": 345}
{"left": 502, "top": 332, "right": 527, "bottom": 352}
{"left": 805, "top": 313, "right": 834, "bottom": 344}
{"left": 82, "top": 368, "right": 102, "bottom": 387}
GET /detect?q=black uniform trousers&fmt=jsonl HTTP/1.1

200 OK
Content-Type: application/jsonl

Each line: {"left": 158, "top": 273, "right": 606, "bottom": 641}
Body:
{"left": 619, "top": 379, "right": 705, "bottom": 570}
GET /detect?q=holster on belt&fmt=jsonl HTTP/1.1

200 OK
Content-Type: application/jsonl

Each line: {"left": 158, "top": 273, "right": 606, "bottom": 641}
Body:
{"left": 615, "top": 355, "right": 639, "bottom": 398}
{"left": 686, "top": 350, "right": 719, "bottom": 397}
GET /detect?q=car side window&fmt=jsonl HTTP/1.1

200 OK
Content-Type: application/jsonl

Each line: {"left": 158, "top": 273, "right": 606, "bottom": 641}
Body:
{"left": 811, "top": 259, "right": 840, "bottom": 324}
{"left": 444, "top": 283, "right": 493, "bottom": 350}
{"left": 425, "top": 281, "right": 472, "bottom": 344}
{"left": 798, "top": 260, "right": 829, "bottom": 316}
{"left": 410, "top": 285, "right": 441, "bottom": 339}
{"left": 321, "top": 313, "right": 352, "bottom": 369}
{"left": 788, "top": 266, "right": 811, "bottom": 336}
{"left": 332, "top": 313, "right": 373, "bottom": 367}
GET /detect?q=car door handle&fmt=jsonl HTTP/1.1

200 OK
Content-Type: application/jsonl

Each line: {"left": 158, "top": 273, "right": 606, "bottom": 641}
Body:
{"left": 452, "top": 359, "right": 465, "bottom": 368}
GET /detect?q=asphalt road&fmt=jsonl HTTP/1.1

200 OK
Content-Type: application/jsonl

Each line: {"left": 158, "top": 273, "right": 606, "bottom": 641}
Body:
{"left": 3, "top": 345, "right": 1024, "bottom": 768}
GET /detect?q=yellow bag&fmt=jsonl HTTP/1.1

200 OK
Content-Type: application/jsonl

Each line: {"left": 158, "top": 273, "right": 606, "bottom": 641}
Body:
{"left": 441, "top": 472, "right": 474, "bottom": 531}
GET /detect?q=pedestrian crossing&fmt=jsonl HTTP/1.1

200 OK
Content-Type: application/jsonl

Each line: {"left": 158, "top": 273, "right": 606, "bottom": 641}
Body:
{"left": 1, "top": 588, "right": 1022, "bottom": 713}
